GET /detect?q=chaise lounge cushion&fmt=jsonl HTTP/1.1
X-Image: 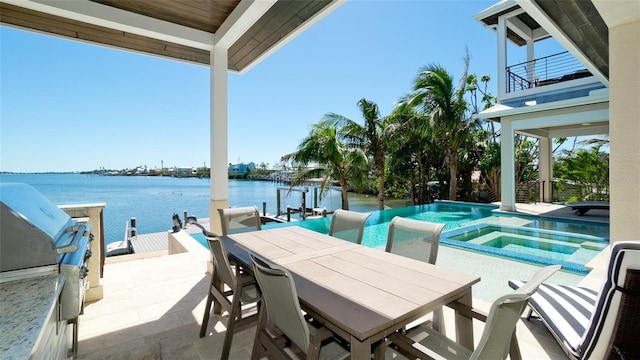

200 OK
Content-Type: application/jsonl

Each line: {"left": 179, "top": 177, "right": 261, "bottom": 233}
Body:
{"left": 510, "top": 241, "right": 640, "bottom": 359}
{"left": 507, "top": 281, "right": 598, "bottom": 358}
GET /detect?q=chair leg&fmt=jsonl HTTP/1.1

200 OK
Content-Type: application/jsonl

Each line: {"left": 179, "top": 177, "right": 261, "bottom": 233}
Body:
{"left": 251, "top": 304, "right": 267, "bottom": 360}
{"left": 200, "top": 291, "right": 214, "bottom": 338}
{"left": 509, "top": 331, "right": 522, "bottom": 360}
{"left": 306, "top": 342, "right": 321, "bottom": 360}
{"left": 220, "top": 286, "right": 243, "bottom": 359}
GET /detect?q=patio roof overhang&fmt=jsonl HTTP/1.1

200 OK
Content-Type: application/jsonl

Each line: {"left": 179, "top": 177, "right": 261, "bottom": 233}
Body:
{"left": 475, "top": 0, "right": 610, "bottom": 84}
{"left": 0, "top": 0, "right": 344, "bottom": 74}
{"left": 478, "top": 89, "right": 610, "bottom": 139}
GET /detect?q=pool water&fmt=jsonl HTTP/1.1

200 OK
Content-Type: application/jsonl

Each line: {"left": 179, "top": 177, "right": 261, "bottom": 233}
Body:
{"left": 442, "top": 224, "right": 608, "bottom": 273}
{"left": 194, "top": 201, "right": 609, "bottom": 274}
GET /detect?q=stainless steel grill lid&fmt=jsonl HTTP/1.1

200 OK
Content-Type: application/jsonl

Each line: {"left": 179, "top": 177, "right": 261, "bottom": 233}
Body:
{"left": 0, "top": 183, "right": 77, "bottom": 272}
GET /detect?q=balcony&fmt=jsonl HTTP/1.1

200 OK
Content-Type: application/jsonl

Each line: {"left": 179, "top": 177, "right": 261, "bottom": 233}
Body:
{"left": 501, "top": 51, "right": 605, "bottom": 107}
{"left": 506, "top": 51, "right": 594, "bottom": 93}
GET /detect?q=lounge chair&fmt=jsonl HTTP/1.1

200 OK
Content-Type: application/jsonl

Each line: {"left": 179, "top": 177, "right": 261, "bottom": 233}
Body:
{"left": 249, "top": 253, "right": 350, "bottom": 360}
{"left": 509, "top": 241, "right": 640, "bottom": 359}
{"left": 387, "top": 265, "right": 561, "bottom": 360}
{"left": 328, "top": 209, "right": 371, "bottom": 244}
{"left": 566, "top": 201, "right": 610, "bottom": 216}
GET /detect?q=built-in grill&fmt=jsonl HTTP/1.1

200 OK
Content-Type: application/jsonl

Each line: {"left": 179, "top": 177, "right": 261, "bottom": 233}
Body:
{"left": 0, "top": 183, "right": 93, "bottom": 355}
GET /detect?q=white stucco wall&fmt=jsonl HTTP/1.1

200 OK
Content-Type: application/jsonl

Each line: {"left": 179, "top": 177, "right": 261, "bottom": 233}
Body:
{"left": 609, "top": 19, "right": 640, "bottom": 242}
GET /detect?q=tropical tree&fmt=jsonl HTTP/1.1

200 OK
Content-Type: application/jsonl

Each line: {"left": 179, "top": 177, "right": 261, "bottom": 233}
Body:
{"left": 466, "top": 73, "right": 500, "bottom": 200}
{"left": 386, "top": 102, "right": 441, "bottom": 204}
{"left": 554, "top": 144, "right": 609, "bottom": 201}
{"left": 326, "top": 98, "right": 388, "bottom": 210}
{"left": 406, "top": 61, "right": 470, "bottom": 200}
{"left": 281, "top": 119, "right": 367, "bottom": 210}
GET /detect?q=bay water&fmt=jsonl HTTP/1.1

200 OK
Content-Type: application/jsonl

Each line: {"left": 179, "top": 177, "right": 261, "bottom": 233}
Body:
{"left": 0, "top": 173, "right": 395, "bottom": 245}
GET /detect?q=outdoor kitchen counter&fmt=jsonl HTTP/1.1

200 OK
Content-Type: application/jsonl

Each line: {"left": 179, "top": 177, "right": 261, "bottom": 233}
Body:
{"left": 0, "top": 272, "right": 65, "bottom": 359}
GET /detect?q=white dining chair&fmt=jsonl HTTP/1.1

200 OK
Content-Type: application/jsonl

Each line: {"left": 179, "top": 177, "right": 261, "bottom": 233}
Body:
{"left": 328, "top": 209, "right": 371, "bottom": 244}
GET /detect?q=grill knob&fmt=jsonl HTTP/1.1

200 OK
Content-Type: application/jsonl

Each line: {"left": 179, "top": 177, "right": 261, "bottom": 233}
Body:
{"left": 85, "top": 248, "right": 93, "bottom": 260}
{"left": 80, "top": 265, "right": 89, "bottom": 278}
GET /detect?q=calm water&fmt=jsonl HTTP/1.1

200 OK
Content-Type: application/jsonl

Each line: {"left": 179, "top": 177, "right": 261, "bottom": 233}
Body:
{"left": 0, "top": 173, "right": 392, "bottom": 245}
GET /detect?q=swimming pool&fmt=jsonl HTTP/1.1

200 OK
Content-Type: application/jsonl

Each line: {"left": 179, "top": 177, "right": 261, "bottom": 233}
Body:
{"left": 192, "top": 201, "right": 609, "bottom": 274}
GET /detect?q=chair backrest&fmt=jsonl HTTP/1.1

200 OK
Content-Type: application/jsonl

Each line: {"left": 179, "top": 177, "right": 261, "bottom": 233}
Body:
{"left": 218, "top": 206, "right": 262, "bottom": 235}
{"left": 385, "top": 217, "right": 445, "bottom": 264}
{"left": 578, "top": 241, "right": 640, "bottom": 359}
{"left": 250, "top": 253, "right": 311, "bottom": 353}
{"left": 328, "top": 209, "right": 371, "bottom": 244}
{"left": 206, "top": 236, "right": 237, "bottom": 288}
{"left": 472, "top": 265, "right": 561, "bottom": 360}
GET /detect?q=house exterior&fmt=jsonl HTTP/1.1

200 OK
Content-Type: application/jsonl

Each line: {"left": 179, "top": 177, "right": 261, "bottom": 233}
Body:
{"left": 475, "top": 0, "right": 639, "bottom": 243}
{"left": 228, "top": 162, "right": 256, "bottom": 175}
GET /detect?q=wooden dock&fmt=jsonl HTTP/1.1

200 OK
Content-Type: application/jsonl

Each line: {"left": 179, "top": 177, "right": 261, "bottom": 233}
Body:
{"left": 130, "top": 231, "right": 169, "bottom": 253}
{"left": 107, "top": 220, "right": 210, "bottom": 261}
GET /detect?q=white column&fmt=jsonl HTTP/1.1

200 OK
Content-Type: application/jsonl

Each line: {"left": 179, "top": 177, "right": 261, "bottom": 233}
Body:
{"left": 497, "top": 16, "right": 507, "bottom": 99}
{"left": 500, "top": 119, "right": 516, "bottom": 211}
{"left": 527, "top": 40, "right": 535, "bottom": 86}
{"left": 538, "top": 137, "right": 552, "bottom": 203}
{"left": 210, "top": 44, "right": 229, "bottom": 235}
{"left": 609, "top": 19, "right": 640, "bottom": 243}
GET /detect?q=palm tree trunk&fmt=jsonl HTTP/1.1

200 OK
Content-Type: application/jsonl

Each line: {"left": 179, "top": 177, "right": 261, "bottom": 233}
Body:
{"left": 448, "top": 151, "right": 458, "bottom": 200}
{"left": 375, "top": 156, "right": 385, "bottom": 210}
{"left": 340, "top": 178, "right": 349, "bottom": 210}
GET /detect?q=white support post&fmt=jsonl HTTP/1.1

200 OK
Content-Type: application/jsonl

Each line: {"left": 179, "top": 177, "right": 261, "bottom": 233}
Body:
{"left": 527, "top": 40, "right": 535, "bottom": 86}
{"left": 210, "top": 43, "right": 229, "bottom": 235}
{"left": 500, "top": 119, "right": 516, "bottom": 211}
{"left": 609, "top": 19, "right": 640, "bottom": 243}
{"left": 497, "top": 15, "right": 507, "bottom": 99}
{"left": 538, "top": 137, "right": 552, "bottom": 203}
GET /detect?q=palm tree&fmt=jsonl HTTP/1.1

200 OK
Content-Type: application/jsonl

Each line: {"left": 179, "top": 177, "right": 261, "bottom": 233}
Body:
{"left": 386, "top": 102, "right": 441, "bottom": 204}
{"left": 281, "top": 119, "right": 366, "bottom": 210}
{"left": 407, "top": 62, "right": 469, "bottom": 200}
{"left": 325, "top": 98, "right": 388, "bottom": 210}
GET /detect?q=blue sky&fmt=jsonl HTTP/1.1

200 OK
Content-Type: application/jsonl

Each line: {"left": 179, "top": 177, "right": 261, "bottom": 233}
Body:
{"left": 1, "top": 0, "right": 561, "bottom": 173}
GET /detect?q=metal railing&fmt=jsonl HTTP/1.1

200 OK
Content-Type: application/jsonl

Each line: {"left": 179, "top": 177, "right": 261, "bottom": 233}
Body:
{"left": 506, "top": 51, "right": 593, "bottom": 93}
{"left": 515, "top": 181, "right": 541, "bottom": 204}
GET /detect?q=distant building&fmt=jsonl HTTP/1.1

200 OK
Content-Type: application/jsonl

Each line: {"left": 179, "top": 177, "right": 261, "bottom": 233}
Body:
{"left": 228, "top": 162, "right": 255, "bottom": 175}
{"left": 175, "top": 166, "right": 197, "bottom": 175}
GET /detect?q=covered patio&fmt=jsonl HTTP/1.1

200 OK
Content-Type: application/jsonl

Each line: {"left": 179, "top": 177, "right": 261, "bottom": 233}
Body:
{"left": 0, "top": 0, "right": 637, "bottom": 358}
{"left": 77, "top": 207, "right": 608, "bottom": 359}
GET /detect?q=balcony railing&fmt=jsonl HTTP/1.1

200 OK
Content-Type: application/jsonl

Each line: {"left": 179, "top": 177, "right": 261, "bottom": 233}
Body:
{"left": 506, "top": 51, "right": 593, "bottom": 93}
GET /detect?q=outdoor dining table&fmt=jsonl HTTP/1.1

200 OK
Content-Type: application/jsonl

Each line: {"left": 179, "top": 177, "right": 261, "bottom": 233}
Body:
{"left": 221, "top": 226, "right": 481, "bottom": 360}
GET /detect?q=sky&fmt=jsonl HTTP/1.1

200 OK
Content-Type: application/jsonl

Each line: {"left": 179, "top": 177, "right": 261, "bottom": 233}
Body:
{"left": 0, "top": 0, "right": 566, "bottom": 173}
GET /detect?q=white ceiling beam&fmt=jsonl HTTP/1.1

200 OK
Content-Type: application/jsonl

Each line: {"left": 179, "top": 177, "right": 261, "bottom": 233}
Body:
{"left": 1, "top": 0, "right": 213, "bottom": 50}
{"left": 548, "top": 124, "right": 609, "bottom": 138}
{"left": 506, "top": 16, "right": 533, "bottom": 42}
{"left": 214, "top": 0, "right": 277, "bottom": 48}
{"left": 531, "top": 27, "right": 550, "bottom": 41}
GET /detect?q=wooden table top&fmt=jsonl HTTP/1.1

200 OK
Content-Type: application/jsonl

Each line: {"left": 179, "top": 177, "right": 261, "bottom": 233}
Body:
{"left": 222, "top": 226, "right": 480, "bottom": 342}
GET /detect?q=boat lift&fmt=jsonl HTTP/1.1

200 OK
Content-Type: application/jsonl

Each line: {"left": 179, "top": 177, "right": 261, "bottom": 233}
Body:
{"left": 276, "top": 186, "right": 334, "bottom": 220}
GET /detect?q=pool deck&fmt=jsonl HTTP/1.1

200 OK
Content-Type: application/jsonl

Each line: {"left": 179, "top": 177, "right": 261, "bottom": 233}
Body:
{"left": 80, "top": 202, "right": 610, "bottom": 359}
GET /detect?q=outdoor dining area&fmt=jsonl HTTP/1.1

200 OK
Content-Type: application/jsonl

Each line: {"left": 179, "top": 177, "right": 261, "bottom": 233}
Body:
{"left": 74, "top": 206, "right": 638, "bottom": 360}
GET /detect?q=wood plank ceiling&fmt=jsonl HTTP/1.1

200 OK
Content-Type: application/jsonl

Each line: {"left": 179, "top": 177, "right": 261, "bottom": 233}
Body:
{"left": 0, "top": 0, "right": 334, "bottom": 72}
